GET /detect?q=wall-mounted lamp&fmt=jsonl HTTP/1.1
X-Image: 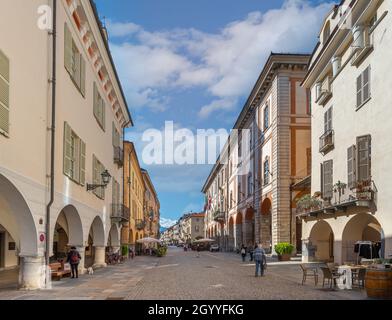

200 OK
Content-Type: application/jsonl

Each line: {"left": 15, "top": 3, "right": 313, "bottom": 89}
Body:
{"left": 87, "top": 170, "right": 111, "bottom": 191}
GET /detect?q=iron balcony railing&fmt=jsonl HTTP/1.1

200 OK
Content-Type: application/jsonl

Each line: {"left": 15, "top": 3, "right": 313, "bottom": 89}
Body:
{"left": 297, "top": 180, "right": 377, "bottom": 217}
{"left": 213, "top": 210, "right": 225, "bottom": 222}
{"left": 319, "top": 130, "right": 334, "bottom": 154}
{"left": 113, "top": 146, "right": 124, "bottom": 167}
{"left": 111, "top": 204, "right": 130, "bottom": 223}
{"left": 135, "top": 219, "right": 146, "bottom": 230}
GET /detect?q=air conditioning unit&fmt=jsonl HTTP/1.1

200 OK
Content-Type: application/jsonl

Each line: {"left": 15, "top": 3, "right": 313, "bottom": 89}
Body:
{"left": 351, "top": 25, "right": 373, "bottom": 66}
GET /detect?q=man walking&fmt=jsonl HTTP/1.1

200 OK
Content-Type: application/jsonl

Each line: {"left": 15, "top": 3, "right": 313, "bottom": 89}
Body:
{"left": 254, "top": 244, "right": 266, "bottom": 277}
{"left": 240, "top": 245, "right": 246, "bottom": 262}
{"left": 67, "top": 246, "right": 81, "bottom": 279}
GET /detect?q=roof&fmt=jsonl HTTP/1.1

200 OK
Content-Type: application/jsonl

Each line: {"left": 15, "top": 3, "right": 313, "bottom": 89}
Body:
{"left": 88, "top": 0, "right": 134, "bottom": 127}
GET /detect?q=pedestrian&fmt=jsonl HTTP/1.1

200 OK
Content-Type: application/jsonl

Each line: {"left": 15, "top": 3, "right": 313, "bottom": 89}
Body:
{"left": 241, "top": 245, "right": 246, "bottom": 262}
{"left": 196, "top": 244, "right": 201, "bottom": 258}
{"left": 129, "top": 247, "right": 134, "bottom": 259}
{"left": 249, "top": 245, "right": 255, "bottom": 262}
{"left": 254, "top": 243, "right": 266, "bottom": 277}
{"left": 67, "top": 246, "right": 81, "bottom": 279}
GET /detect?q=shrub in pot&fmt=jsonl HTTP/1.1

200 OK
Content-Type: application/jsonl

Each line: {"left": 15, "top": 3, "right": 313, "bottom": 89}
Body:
{"left": 274, "top": 243, "right": 294, "bottom": 261}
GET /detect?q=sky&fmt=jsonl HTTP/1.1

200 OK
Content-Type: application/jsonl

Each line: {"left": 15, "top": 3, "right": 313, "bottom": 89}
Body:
{"left": 94, "top": 0, "right": 336, "bottom": 228}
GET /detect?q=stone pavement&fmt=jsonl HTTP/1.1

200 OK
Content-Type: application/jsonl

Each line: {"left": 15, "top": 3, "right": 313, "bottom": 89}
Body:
{"left": 0, "top": 247, "right": 367, "bottom": 300}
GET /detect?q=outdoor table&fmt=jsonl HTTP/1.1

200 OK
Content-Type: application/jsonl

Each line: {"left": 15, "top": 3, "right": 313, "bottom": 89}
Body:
{"left": 336, "top": 265, "right": 352, "bottom": 290}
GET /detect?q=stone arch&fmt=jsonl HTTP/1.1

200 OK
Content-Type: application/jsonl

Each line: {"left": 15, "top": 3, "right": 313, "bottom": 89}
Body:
{"left": 309, "top": 220, "right": 334, "bottom": 262}
{"left": 244, "top": 207, "right": 255, "bottom": 247}
{"left": 234, "top": 212, "right": 243, "bottom": 249}
{"left": 341, "top": 213, "right": 383, "bottom": 263}
{"left": 107, "top": 224, "right": 120, "bottom": 248}
{"left": 228, "top": 216, "right": 234, "bottom": 251}
{"left": 85, "top": 216, "right": 105, "bottom": 268}
{"left": 129, "top": 229, "right": 134, "bottom": 245}
{"left": 260, "top": 197, "right": 272, "bottom": 252}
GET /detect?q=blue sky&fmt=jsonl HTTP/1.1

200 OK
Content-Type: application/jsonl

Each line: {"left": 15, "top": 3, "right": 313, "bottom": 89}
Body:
{"left": 94, "top": 0, "right": 335, "bottom": 227}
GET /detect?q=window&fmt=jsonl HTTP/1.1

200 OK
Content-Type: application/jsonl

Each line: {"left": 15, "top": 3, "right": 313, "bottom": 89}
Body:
{"left": 113, "top": 122, "right": 121, "bottom": 147}
{"left": 357, "top": 66, "right": 371, "bottom": 108}
{"left": 64, "top": 23, "right": 85, "bottom": 96}
{"left": 93, "top": 83, "right": 105, "bottom": 130}
{"left": 321, "top": 160, "right": 333, "bottom": 199}
{"left": 264, "top": 103, "right": 270, "bottom": 131}
{"left": 263, "top": 158, "right": 270, "bottom": 185}
{"left": 93, "top": 155, "right": 106, "bottom": 199}
{"left": 324, "top": 107, "right": 333, "bottom": 133}
{"left": 238, "top": 182, "right": 242, "bottom": 202}
{"left": 0, "top": 50, "right": 10, "bottom": 136}
{"left": 64, "top": 122, "right": 86, "bottom": 185}
{"left": 247, "top": 173, "right": 253, "bottom": 196}
{"left": 357, "top": 135, "right": 371, "bottom": 182}
{"left": 347, "top": 145, "right": 356, "bottom": 189}
{"left": 112, "top": 178, "right": 120, "bottom": 205}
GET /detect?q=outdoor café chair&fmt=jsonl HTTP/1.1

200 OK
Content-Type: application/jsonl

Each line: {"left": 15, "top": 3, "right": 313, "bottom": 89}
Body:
{"left": 352, "top": 268, "right": 366, "bottom": 289}
{"left": 300, "top": 264, "right": 318, "bottom": 286}
{"left": 320, "top": 266, "right": 343, "bottom": 289}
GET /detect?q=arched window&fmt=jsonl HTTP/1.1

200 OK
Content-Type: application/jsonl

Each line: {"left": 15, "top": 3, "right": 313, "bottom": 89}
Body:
{"left": 323, "top": 21, "right": 331, "bottom": 45}
{"left": 264, "top": 157, "right": 270, "bottom": 185}
{"left": 264, "top": 103, "right": 270, "bottom": 131}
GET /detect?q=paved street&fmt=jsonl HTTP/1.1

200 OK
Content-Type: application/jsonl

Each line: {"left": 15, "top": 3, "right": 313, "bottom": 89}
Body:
{"left": 0, "top": 247, "right": 367, "bottom": 300}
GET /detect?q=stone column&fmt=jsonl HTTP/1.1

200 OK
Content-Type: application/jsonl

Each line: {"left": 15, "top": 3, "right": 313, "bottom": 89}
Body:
{"left": 93, "top": 246, "right": 107, "bottom": 269}
{"left": 74, "top": 246, "right": 87, "bottom": 275}
{"left": 18, "top": 256, "right": 45, "bottom": 290}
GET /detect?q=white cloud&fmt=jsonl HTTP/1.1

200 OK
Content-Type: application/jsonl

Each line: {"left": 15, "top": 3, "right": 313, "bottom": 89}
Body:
{"left": 160, "top": 217, "right": 178, "bottom": 228}
{"left": 106, "top": 0, "right": 333, "bottom": 115}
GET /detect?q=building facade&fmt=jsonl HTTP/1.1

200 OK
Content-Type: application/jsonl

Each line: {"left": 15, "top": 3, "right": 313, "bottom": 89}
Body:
{"left": 123, "top": 141, "right": 145, "bottom": 251}
{"left": 0, "top": 0, "right": 132, "bottom": 289}
{"left": 142, "top": 169, "right": 160, "bottom": 239}
{"left": 181, "top": 213, "right": 205, "bottom": 244}
{"left": 203, "top": 53, "right": 311, "bottom": 254}
{"left": 301, "top": 0, "right": 391, "bottom": 263}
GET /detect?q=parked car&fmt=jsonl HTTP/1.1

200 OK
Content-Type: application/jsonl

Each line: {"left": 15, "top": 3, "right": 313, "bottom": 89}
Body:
{"left": 210, "top": 244, "right": 219, "bottom": 252}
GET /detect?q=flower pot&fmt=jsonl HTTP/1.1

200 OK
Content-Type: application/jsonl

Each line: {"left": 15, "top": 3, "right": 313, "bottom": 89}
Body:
{"left": 278, "top": 254, "right": 292, "bottom": 262}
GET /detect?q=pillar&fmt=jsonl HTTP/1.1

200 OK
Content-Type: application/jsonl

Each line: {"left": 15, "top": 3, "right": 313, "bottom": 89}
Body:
{"left": 93, "top": 246, "right": 107, "bottom": 268}
{"left": 18, "top": 256, "right": 45, "bottom": 290}
{"left": 76, "top": 246, "right": 87, "bottom": 275}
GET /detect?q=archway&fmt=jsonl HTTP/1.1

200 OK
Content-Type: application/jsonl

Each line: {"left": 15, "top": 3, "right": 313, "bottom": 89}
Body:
{"left": 342, "top": 213, "right": 383, "bottom": 263}
{"left": 228, "top": 217, "right": 234, "bottom": 251}
{"left": 85, "top": 216, "right": 105, "bottom": 268}
{"left": 107, "top": 224, "right": 120, "bottom": 255}
{"left": 309, "top": 220, "right": 334, "bottom": 262}
{"left": 235, "top": 212, "right": 243, "bottom": 250}
{"left": 261, "top": 198, "right": 272, "bottom": 253}
{"left": 0, "top": 173, "right": 40, "bottom": 289}
{"left": 244, "top": 208, "right": 255, "bottom": 247}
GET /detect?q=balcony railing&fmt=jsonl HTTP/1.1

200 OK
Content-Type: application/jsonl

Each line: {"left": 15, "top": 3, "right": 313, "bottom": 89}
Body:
{"left": 111, "top": 204, "right": 130, "bottom": 224}
{"left": 319, "top": 130, "right": 334, "bottom": 154}
{"left": 297, "top": 180, "right": 377, "bottom": 218}
{"left": 113, "top": 146, "right": 124, "bottom": 167}
{"left": 213, "top": 210, "right": 225, "bottom": 222}
{"left": 135, "top": 219, "right": 146, "bottom": 230}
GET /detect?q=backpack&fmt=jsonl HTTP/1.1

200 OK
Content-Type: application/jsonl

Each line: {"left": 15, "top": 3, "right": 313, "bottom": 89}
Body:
{"left": 70, "top": 251, "right": 79, "bottom": 264}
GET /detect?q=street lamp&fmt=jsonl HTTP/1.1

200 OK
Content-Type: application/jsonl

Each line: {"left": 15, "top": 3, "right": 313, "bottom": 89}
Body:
{"left": 87, "top": 170, "right": 112, "bottom": 191}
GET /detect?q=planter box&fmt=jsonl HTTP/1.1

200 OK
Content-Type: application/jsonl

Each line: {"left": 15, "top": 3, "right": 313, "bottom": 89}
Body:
{"left": 278, "top": 254, "right": 292, "bottom": 262}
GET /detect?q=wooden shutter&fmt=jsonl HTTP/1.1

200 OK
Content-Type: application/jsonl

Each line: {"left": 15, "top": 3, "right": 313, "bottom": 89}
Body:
{"left": 356, "top": 74, "right": 362, "bottom": 107}
{"left": 0, "top": 50, "right": 10, "bottom": 135}
{"left": 80, "top": 140, "right": 86, "bottom": 185}
{"left": 100, "top": 163, "right": 106, "bottom": 199}
{"left": 63, "top": 122, "right": 72, "bottom": 177}
{"left": 64, "top": 24, "right": 73, "bottom": 74}
{"left": 323, "top": 160, "right": 333, "bottom": 199}
{"left": 93, "top": 155, "right": 99, "bottom": 197}
{"left": 73, "top": 48, "right": 81, "bottom": 89}
{"left": 362, "top": 66, "right": 370, "bottom": 102}
{"left": 347, "top": 145, "right": 356, "bottom": 189}
{"left": 357, "top": 135, "right": 371, "bottom": 182}
{"left": 320, "top": 163, "right": 324, "bottom": 197}
{"left": 327, "top": 107, "right": 332, "bottom": 131}
{"left": 80, "top": 56, "right": 86, "bottom": 96}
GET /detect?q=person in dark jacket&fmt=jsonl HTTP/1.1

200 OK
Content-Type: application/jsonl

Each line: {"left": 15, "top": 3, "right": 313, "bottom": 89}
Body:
{"left": 254, "top": 244, "right": 266, "bottom": 277}
{"left": 241, "top": 245, "right": 247, "bottom": 262}
{"left": 67, "top": 247, "right": 81, "bottom": 279}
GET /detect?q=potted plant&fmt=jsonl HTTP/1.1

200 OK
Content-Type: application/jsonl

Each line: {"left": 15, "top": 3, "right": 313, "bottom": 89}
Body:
{"left": 274, "top": 243, "right": 294, "bottom": 261}
{"left": 156, "top": 245, "right": 168, "bottom": 257}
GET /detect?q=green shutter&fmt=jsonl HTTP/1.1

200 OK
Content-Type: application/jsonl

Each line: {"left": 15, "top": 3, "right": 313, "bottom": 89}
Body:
{"left": 356, "top": 74, "right": 362, "bottom": 107}
{"left": 64, "top": 24, "right": 73, "bottom": 74}
{"left": 323, "top": 160, "right": 333, "bottom": 199}
{"left": 93, "top": 155, "right": 98, "bottom": 197}
{"left": 0, "top": 50, "right": 9, "bottom": 135}
{"left": 357, "top": 135, "right": 371, "bottom": 182}
{"left": 80, "top": 55, "right": 86, "bottom": 96}
{"left": 347, "top": 145, "right": 356, "bottom": 189}
{"left": 63, "top": 122, "right": 72, "bottom": 177}
{"left": 80, "top": 140, "right": 86, "bottom": 185}
{"left": 74, "top": 50, "right": 81, "bottom": 89}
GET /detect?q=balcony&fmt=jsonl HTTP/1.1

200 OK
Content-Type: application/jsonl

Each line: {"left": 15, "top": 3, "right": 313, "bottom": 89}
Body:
{"left": 297, "top": 180, "right": 377, "bottom": 218}
{"left": 113, "top": 146, "right": 124, "bottom": 167}
{"left": 319, "top": 130, "right": 334, "bottom": 154}
{"left": 316, "top": 89, "right": 332, "bottom": 106}
{"left": 351, "top": 26, "right": 373, "bottom": 67}
{"left": 135, "top": 219, "right": 146, "bottom": 230}
{"left": 111, "top": 204, "right": 130, "bottom": 224}
{"left": 213, "top": 210, "right": 225, "bottom": 222}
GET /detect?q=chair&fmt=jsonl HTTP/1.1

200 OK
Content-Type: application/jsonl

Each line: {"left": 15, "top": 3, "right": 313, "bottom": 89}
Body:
{"left": 300, "top": 264, "right": 318, "bottom": 286}
{"left": 352, "top": 268, "right": 366, "bottom": 288}
{"left": 320, "top": 266, "right": 342, "bottom": 289}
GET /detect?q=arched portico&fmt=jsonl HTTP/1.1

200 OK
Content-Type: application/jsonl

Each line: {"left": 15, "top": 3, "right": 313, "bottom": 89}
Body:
{"left": 260, "top": 198, "right": 272, "bottom": 253}
{"left": 85, "top": 216, "right": 106, "bottom": 269}
{"left": 244, "top": 208, "right": 255, "bottom": 247}
{"left": 107, "top": 224, "right": 121, "bottom": 255}
{"left": 228, "top": 217, "right": 234, "bottom": 251}
{"left": 309, "top": 220, "right": 334, "bottom": 262}
{"left": 234, "top": 213, "right": 243, "bottom": 250}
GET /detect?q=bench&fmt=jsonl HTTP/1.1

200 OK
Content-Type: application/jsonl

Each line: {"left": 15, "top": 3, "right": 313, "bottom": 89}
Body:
{"left": 50, "top": 262, "right": 71, "bottom": 281}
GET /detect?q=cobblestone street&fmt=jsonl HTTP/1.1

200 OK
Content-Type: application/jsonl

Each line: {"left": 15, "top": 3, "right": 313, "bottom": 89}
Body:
{"left": 0, "top": 247, "right": 367, "bottom": 300}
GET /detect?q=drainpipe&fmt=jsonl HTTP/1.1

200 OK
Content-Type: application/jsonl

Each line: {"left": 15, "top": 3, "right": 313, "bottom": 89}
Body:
{"left": 122, "top": 122, "right": 131, "bottom": 250}
{"left": 46, "top": 0, "right": 57, "bottom": 271}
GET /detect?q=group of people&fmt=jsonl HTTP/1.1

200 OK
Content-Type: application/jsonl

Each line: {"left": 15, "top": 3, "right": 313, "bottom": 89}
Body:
{"left": 240, "top": 244, "right": 267, "bottom": 277}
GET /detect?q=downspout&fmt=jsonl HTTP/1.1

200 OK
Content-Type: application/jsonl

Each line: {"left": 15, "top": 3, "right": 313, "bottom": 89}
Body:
{"left": 46, "top": 0, "right": 57, "bottom": 270}
{"left": 122, "top": 122, "right": 131, "bottom": 249}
